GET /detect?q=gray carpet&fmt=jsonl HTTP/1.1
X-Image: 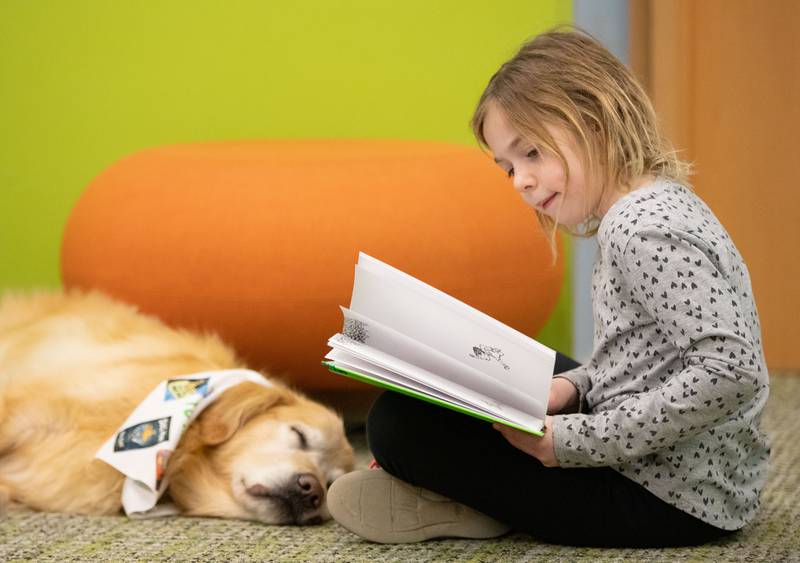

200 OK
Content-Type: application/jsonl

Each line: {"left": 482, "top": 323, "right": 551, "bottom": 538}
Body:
{"left": 2, "top": 373, "right": 799, "bottom": 562}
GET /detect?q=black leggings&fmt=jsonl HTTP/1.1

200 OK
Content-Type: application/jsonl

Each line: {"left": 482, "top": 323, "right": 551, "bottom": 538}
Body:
{"left": 366, "top": 352, "right": 735, "bottom": 548}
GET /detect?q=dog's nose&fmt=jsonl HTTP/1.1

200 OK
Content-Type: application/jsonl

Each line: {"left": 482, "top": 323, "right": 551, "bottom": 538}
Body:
{"left": 295, "top": 473, "right": 323, "bottom": 509}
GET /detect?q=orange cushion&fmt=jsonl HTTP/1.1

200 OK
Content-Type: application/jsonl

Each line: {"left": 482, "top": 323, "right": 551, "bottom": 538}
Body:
{"left": 61, "top": 140, "right": 563, "bottom": 391}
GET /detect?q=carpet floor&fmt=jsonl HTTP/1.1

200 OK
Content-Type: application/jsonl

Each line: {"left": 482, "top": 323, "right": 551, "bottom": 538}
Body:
{"left": 2, "top": 373, "right": 798, "bottom": 562}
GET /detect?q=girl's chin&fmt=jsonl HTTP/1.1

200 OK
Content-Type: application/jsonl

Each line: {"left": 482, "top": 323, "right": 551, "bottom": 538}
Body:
{"left": 538, "top": 211, "right": 589, "bottom": 228}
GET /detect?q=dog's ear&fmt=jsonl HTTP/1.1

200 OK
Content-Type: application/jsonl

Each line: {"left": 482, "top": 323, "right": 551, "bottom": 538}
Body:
{"left": 198, "top": 382, "right": 286, "bottom": 446}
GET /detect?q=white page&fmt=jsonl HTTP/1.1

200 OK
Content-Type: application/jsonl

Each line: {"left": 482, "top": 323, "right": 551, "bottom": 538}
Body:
{"left": 327, "top": 334, "right": 543, "bottom": 431}
{"left": 339, "top": 306, "right": 542, "bottom": 416}
{"left": 357, "top": 253, "right": 554, "bottom": 355}
{"left": 354, "top": 255, "right": 555, "bottom": 381}
{"left": 350, "top": 258, "right": 554, "bottom": 420}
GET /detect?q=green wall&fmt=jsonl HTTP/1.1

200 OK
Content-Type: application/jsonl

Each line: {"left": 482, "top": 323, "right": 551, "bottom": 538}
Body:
{"left": 0, "top": 0, "right": 572, "bottom": 352}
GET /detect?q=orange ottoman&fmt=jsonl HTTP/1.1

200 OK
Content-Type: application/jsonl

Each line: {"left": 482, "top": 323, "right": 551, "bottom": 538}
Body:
{"left": 61, "top": 140, "right": 563, "bottom": 392}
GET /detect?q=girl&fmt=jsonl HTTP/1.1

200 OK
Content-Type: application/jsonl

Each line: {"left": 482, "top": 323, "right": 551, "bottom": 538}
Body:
{"left": 327, "top": 29, "right": 770, "bottom": 548}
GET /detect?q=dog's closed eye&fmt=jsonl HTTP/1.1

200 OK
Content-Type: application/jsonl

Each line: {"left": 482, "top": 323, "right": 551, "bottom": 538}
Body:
{"left": 290, "top": 425, "right": 309, "bottom": 450}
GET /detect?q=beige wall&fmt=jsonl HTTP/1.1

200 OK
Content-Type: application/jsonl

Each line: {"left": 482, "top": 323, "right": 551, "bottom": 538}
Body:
{"left": 630, "top": 0, "right": 800, "bottom": 370}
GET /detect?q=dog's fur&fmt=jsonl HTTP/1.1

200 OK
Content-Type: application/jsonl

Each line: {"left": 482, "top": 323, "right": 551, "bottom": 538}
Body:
{"left": 0, "top": 290, "right": 354, "bottom": 525}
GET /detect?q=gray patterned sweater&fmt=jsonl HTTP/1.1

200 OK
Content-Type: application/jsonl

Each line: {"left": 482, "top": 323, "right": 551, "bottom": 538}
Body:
{"left": 551, "top": 178, "right": 770, "bottom": 530}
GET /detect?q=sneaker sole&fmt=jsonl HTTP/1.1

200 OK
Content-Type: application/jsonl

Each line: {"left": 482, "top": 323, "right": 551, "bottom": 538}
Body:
{"left": 327, "top": 469, "right": 510, "bottom": 543}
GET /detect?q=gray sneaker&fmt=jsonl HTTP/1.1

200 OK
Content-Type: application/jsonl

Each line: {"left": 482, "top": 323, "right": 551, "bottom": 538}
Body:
{"left": 327, "top": 469, "right": 511, "bottom": 543}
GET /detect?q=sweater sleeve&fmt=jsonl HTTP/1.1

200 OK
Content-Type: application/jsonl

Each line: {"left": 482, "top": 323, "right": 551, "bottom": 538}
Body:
{"left": 553, "top": 364, "right": 592, "bottom": 413}
{"left": 552, "top": 225, "right": 767, "bottom": 467}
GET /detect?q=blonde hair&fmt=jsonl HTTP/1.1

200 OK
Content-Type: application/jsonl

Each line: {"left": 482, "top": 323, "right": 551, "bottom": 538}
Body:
{"left": 471, "top": 28, "right": 691, "bottom": 246}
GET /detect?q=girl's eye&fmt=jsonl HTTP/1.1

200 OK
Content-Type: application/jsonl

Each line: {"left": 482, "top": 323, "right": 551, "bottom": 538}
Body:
{"left": 290, "top": 426, "right": 309, "bottom": 450}
{"left": 505, "top": 149, "right": 538, "bottom": 177}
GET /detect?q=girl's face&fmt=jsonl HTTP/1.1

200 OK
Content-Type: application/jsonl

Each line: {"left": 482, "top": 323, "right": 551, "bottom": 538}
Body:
{"left": 482, "top": 103, "right": 617, "bottom": 227}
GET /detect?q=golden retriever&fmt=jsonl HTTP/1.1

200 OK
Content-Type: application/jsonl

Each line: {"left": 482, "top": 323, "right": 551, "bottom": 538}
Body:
{"left": 0, "top": 290, "right": 354, "bottom": 525}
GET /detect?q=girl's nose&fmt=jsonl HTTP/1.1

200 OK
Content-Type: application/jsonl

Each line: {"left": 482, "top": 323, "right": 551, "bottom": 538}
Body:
{"left": 513, "top": 170, "right": 535, "bottom": 193}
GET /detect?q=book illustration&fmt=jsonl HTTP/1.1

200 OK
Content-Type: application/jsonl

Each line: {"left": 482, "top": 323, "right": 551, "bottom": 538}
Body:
{"left": 470, "top": 345, "right": 511, "bottom": 371}
{"left": 343, "top": 318, "right": 369, "bottom": 343}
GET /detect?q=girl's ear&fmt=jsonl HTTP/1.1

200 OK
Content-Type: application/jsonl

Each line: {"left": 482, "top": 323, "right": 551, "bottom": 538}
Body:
{"left": 198, "top": 381, "right": 286, "bottom": 445}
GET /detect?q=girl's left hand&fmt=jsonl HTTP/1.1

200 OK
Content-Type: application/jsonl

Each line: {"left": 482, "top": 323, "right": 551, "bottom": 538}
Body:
{"left": 493, "top": 415, "right": 559, "bottom": 467}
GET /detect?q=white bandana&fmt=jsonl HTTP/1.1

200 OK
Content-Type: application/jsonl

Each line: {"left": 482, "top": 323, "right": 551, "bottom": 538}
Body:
{"left": 95, "top": 369, "right": 272, "bottom": 518}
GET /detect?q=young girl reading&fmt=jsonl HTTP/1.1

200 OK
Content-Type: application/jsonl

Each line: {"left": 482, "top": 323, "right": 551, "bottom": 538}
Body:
{"left": 327, "top": 29, "right": 770, "bottom": 548}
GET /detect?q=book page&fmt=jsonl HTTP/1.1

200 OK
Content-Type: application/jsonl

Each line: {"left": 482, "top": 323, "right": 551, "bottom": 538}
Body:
{"left": 357, "top": 253, "right": 553, "bottom": 354}
{"left": 350, "top": 255, "right": 555, "bottom": 420}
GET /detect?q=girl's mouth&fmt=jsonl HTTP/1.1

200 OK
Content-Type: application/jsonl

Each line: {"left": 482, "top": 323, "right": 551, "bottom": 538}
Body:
{"left": 541, "top": 193, "right": 558, "bottom": 210}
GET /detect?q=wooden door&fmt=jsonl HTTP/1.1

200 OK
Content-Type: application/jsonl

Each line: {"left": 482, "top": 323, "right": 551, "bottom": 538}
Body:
{"left": 630, "top": 0, "right": 800, "bottom": 370}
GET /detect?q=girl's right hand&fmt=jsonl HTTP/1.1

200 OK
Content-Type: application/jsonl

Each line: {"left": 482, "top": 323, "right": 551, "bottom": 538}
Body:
{"left": 548, "top": 377, "right": 579, "bottom": 414}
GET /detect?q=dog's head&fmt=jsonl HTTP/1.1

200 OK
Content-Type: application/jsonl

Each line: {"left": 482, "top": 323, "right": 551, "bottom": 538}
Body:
{"left": 168, "top": 381, "right": 355, "bottom": 525}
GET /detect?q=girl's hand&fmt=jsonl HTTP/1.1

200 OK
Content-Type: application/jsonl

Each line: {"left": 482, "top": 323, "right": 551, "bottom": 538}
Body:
{"left": 493, "top": 415, "right": 559, "bottom": 467}
{"left": 548, "top": 377, "right": 579, "bottom": 414}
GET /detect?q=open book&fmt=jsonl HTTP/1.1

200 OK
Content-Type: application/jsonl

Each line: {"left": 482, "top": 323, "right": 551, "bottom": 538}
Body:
{"left": 323, "top": 253, "right": 556, "bottom": 435}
